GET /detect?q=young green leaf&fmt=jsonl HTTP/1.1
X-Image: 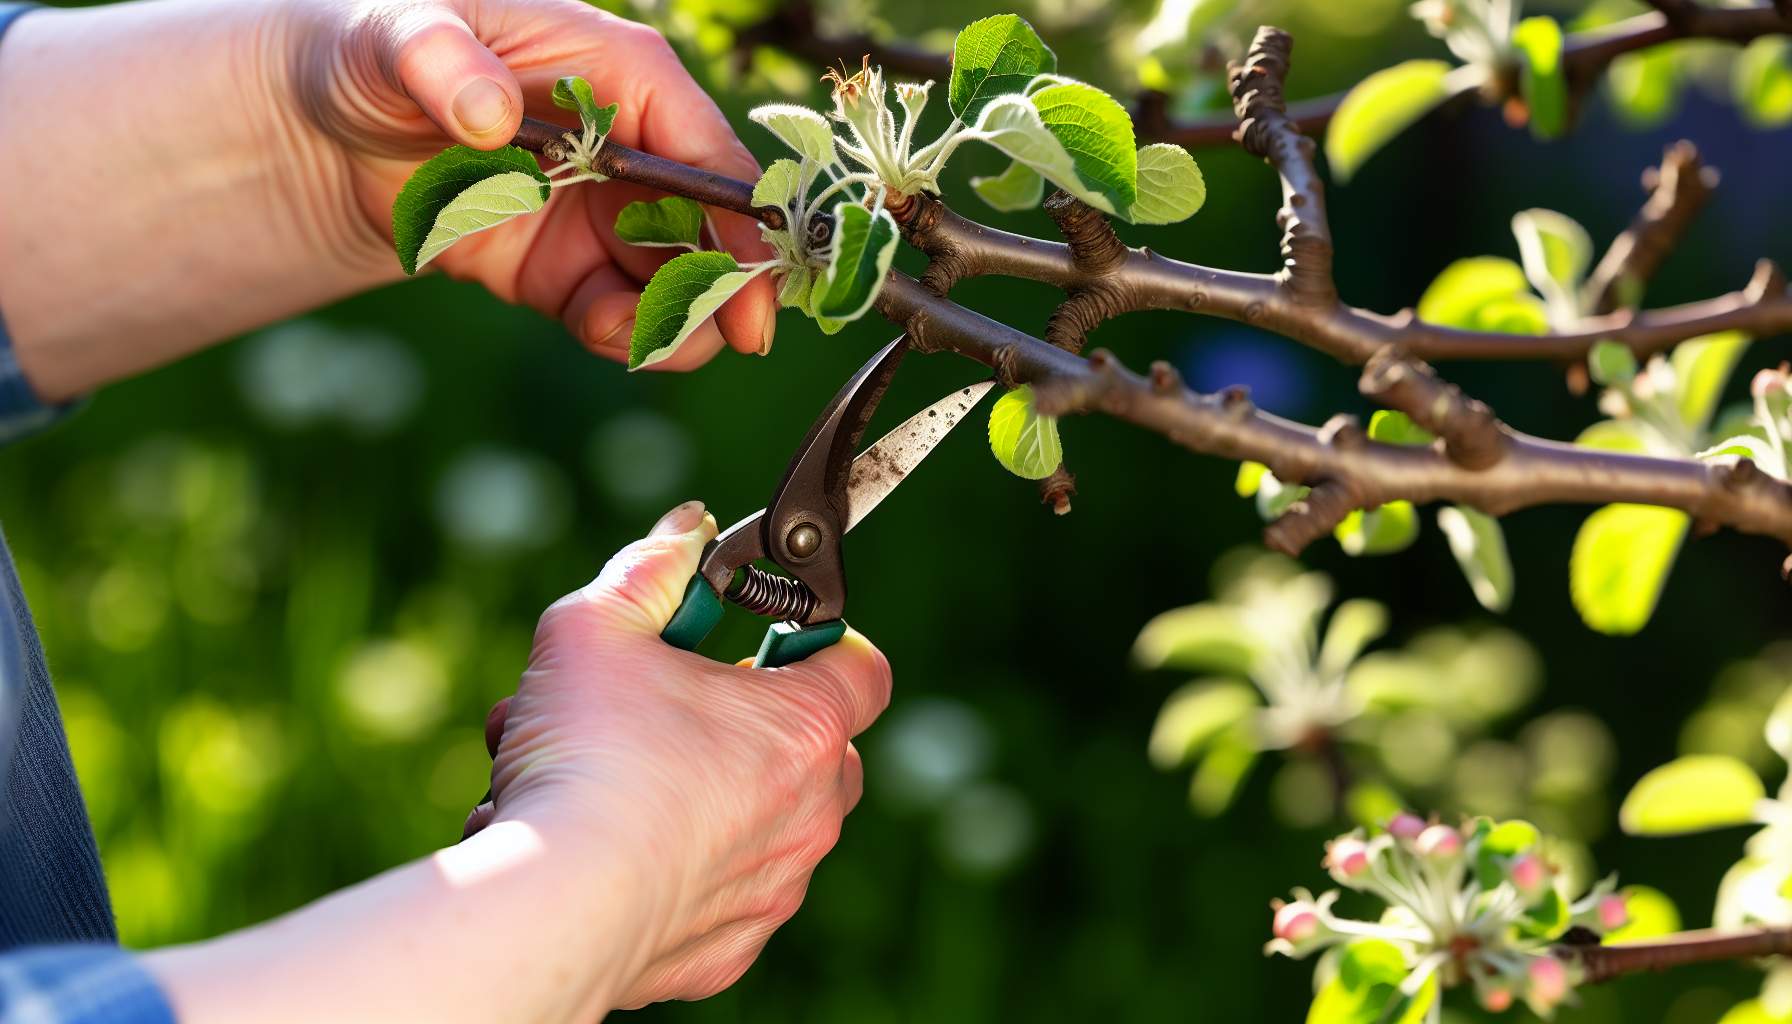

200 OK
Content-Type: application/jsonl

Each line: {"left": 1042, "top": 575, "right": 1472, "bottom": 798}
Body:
{"left": 391, "top": 146, "right": 551, "bottom": 275}
{"left": 1324, "top": 60, "right": 1453, "bottom": 182}
{"left": 970, "top": 90, "right": 1135, "bottom": 216}
{"left": 1129, "top": 143, "right": 1206, "bottom": 225}
{"left": 1602, "top": 886, "right": 1680, "bottom": 943}
{"left": 1415, "top": 257, "right": 1545, "bottom": 331}
{"left": 1365, "top": 410, "right": 1435, "bottom": 447}
{"left": 628, "top": 251, "right": 768, "bottom": 371}
{"left": 1620, "top": 755, "right": 1766, "bottom": 835}
{"left": 1735, "top": 37, "right": 1792, "bottom": 128}
{"left": 1569, "top": 503, "right": 1688, "bottom": 635}
{"left": 1671, "top": 331, "right": 1750, "bottom": 430}
{"left": 1575, "top": 419, "right": 1649, "bottom": 454}
{"left": 1235, "top": 460, "right": 1270, "bottom": 497}
{"left": 1189, "top": 727, "right": 1258, "bottom": 816}
{"left": 1029, "top": 81, "right": 1139, "bottom": 212}
{"left": 1333, "top": 502, "right": 1419, "bottom": 557}
{"left": 1306, "top": 939, "right": 1436, "bottom": 1024}
{"left": 812, "top": 203, "right": 899, "bottom": 322}
{"left": 1437, "top": 505, "right": 1514, "bottom": 612}
{"left": 1133, "top": 604, "right": 1259, "bottom": 675}
{"left": 775, "top": 265, "right": 814, "bottom": 310}
{"left": 1511, "top": 208, "right": 1591, "bottom": 311}
{"left": 971, "top": 160, "right": 1045, "bottom": 212}
{"left": 1587, "top": 339, "right": 1638, "bottom": 387}
{"left": 551, "top": 76, "right": 618, "bottom": 138}
{"left": 749, "top": 104, "right": 837, "bottom": 165}
{"left": 1149, "top": 680, "right": 1259, "bottom": 769}
{"left": 1608, "top": 47, "right": 1682, "bottom": 127}
{"left": 1514, "top": 17, "right": 1568, "bottom": 139}
{"left": 752, "top": 159, "right": 805, "bottom": 213}
{"left": 613, "top": 196, "right": 705, "bottom": 249}
{"left": 988, "top": 385, "right": 1063, "bottom": 480}
{"left": 948, "top": 14, "right": 1057, "bottom": 122}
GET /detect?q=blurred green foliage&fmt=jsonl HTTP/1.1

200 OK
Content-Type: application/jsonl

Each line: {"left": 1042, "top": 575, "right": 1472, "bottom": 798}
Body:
{"left": 6, "top": 1, "right": 1792, "bottom": 1021}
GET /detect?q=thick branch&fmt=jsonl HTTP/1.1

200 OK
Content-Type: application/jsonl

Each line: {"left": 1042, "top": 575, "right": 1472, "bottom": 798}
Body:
{"left": 1585, "top": 140, "right": 1719, "bottom": 316}
{"left": 1566, "top": 927, "right": 1792, "bottom": 984}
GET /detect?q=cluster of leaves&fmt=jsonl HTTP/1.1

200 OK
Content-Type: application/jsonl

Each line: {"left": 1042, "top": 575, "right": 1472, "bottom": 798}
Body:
{"left": 1134, "top": 549, "right": 1545, "bottom": 825}
{"left": 1324, "top": 0, "right": 1792, "bottom": 182}
{"left": 1271, "top": 813, "right": 1648, "bottom": 1023}
{"left": 1620, "top": 667, "right": 1792, "bottom": 1024}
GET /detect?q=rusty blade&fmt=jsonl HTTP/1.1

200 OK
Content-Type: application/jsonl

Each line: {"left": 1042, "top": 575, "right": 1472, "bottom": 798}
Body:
{"left": 844, "top": 380, "right": 996, "bottom": 533}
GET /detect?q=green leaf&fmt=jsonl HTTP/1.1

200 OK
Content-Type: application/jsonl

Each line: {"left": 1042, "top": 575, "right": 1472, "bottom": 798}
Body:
{"left": 628, "top": 251, "right": 765, "bottom": 371}
{"left": 1514, "top": 17, "right": 1568, "bottom": 140}
{"left": 1588, "top": 339, "right": 1638, "bottom": 387}
{"left": 1149, "top": 680, "right": 1259, "bottom": 768}
{"left": 613, "top": 196, "right": 705, "bottom": 249}
{"left": 391, "top": 146, "right": 550, "bottom": 275}
{"left": 775, "top": 266, "right": 814, "bottom": 311}
{"left": 1605, "top": 885, "right": 1682, "bottom": 943}
{"left": 1324, "top": 60, "right": 1454, "bottom": 182}
{"left": 1129, "top": 144, "right": 1206, "bottom": 225}
{"left": 752, "top": 159, "right": 804, "bottom": 212}
{"left": 1620, "top": 754, "right": 1766, "bottom": 835}
{"left": 1511, "top": 208, "right": 1592, "bottom": 308}
{"left": 1235, "top": 461, "right": 1269, "bottom": 497}
{"left": 1335, "top": 502, "right": 1419, "bottom": 557}
{"left": 1736, "top": 37, "right": 1792, "bottom": 128}
{"left": 749, "top": 104, "right": 837, "bottom": 165}
{"left": 1472, "top": 818, "right": 1541, "bottom": 889}
{"left": 988, "top": 385, "right": 1064, "bottom": 480}
{"left": 971, "top": 93, "right": 1129, "bottom": 216}
{"left": 1189, "top": 726, "right": 1258, "bottom": 816}
{"left": 948, "top": 14, "right": 1057, "bottom": 122}
{"left": 1029, "top": 81, "right": 1140, "bottom": 213}
{"left": 551, "top": 76, "right": 617, "bottom": 138}
{"left": 1608, "top": 47, "right": 1682, "bottom": 127}
{"left": 1766, "top": 686, "right": 1792, "bottom": 765}
{"left": 1570, "top": 503, "right": 1688, "bottom": 635}
{"left": 1717, "top": 1000, "right": 1788, "bottom": 1024}
{"left": 1366, "top": 410, "right": 1435, "bottom": 447}
{"left": 1437, "top": 505, "right": 1514, "bottom": 612}
{"left": 1134, "top": 603, "right": 1259, "bottom": 675}
{"left": 1416, "top": 256, "right": 1532, "bottom": 329}
{"left": 1307, "top": 940, "right": 1435, "bottom": 1024}
{"left": 1576, "top": 419, "right": 1649, "bottom": 454}
{"left": 1318, "top": 598, "right": 1389, "bottom": 676}
{"left": 971, "top": 160, "right": 1045, "bottom": 212}
{"left": 1672, "top": 331, "right": 1750, "bottom": 430}
{"left": 1520, "top": 888, "right": 1571, "bottom": 939}
{"left": 813, "top": 203, "right": 899, "bottom": 321}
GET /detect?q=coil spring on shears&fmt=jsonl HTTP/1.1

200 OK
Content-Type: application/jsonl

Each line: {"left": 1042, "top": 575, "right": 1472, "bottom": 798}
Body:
{"left": 726, "top": 566, "right": 818, "bottom": 622}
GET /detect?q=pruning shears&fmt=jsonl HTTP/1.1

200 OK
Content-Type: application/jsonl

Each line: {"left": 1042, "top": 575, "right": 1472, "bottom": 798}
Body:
{"left": 662, "top": 335, "right": 994, "bottom": 667}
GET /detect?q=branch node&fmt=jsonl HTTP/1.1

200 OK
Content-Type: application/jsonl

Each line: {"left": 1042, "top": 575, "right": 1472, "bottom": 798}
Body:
{"left": 1220, "top": 385, "right": 1255, "bottom": 419}
{"left": 993, "top": 344, "right": 1023, "bottom": 389}
{"left": 1263, "top": 481, "right": 1357, "bottom": 556}
{"left": 1360, "top": 350, "right": 1507, "bottom": 470}
{"left": 1748, "top": 258, "right": 1788, "bottom": 305}
{"left": 1040, "top": 465, "right": 1076, "bottom": 516}
{"left": 1149, "top": 361, "right": 1184, "bottom": 395}
{"left": 1318, "top": 414, "right": 1366, "bottom": 450}
{"left": 1043, "top": 191, "right": 1129, "bottom": 276}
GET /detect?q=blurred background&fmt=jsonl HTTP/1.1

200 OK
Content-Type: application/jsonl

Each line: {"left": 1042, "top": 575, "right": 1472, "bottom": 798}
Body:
{"left": 6, "top": 0, "right": 1792, "bottom": 1020}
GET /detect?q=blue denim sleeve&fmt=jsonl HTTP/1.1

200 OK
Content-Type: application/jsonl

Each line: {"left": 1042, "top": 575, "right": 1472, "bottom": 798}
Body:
{"left": 0, "top": 945, "right": 176, "bottom": 1023}
{"left": 0, "top": 3, "right": 74, "bottom": 447}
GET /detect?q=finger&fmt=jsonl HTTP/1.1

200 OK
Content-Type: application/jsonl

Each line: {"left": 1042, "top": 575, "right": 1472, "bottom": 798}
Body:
{"left": 775, "top": 629, "right": 893, "bottom": 738}
{"left": 381, "top": 7, "right": 524, "bottom": 148}
{"left": 567, "top": 501, "right": 720, "bottom": 635}
{"left": 842, "top": 743, "right": 864, "bottom": 813}
{"left": 484, "top": 697, "right": 513, "bottom": 758}
{"left": 461, "top": 801, "right": 496, "bottom": 839}
{"left": 560, "top": 263, "right": 728, "bottom": 371}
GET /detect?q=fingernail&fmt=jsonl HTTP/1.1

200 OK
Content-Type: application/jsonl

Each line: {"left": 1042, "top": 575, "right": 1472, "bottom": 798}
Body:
{"left": 651, "top": 500, "right": 706, "bottom": 537}
{"left": 759, "top": 305, "right": 777, "bottom": 356}
{"left": 453, "top": 78, "right": 512, "bottom": 136}
{"left": 595, "top": 318, "right": 634, "bottom": 353}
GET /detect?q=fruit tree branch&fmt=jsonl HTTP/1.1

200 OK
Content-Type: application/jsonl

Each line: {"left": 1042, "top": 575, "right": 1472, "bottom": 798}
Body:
{"left": 1566, "top": 926, "right": 1792, "bottom": 984}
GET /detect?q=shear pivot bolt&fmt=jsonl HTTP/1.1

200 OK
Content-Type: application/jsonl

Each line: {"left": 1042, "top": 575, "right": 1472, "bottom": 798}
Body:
{"left": 786, "top": 522, "right": 822, "bottom": 559}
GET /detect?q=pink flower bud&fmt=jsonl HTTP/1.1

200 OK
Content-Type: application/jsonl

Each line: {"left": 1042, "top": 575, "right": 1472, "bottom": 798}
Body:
{"left": 1527, "top": 955, "right": 1568, "bottom": 1008}
{"left": 1480, "top": 986, "right": 1514, "bottom": 1013}
{"left": 1509, "top": 853, "right": 1548, "bottom": 895}
{"left": 1272, "top": 900, "right": 1320, "bottom": 943}
{"left": 1415, "top": 823, "right": 1462, "bottom": 859}
{"left": 1386, "top": 812, "right": 1426, "bottom": 840}
{"left": 1326, "top": 837, "right": 1371, "bottom": 882}
{"left": 1598, "top": 894, "right": 1629, "bottom": 931}
{"left": 1754, "top": 367, "right": 1790, "bottom": 399}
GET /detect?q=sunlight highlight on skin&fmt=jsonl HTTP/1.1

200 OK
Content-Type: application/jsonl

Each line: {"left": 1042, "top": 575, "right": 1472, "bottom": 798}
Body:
{"left": 433, "top": 819, "right": 546, "bottom": 887}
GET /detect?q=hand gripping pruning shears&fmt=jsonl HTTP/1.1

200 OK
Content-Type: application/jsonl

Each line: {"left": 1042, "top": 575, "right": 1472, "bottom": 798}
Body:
{"left": 660, "top": 335, "right": 993, "bottom": 667}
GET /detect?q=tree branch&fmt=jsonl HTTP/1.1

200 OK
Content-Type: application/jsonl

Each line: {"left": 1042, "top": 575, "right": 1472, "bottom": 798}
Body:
{"left": 1585, "top": 140, "right": 1719, "bottom": 317}
{"left": 1566, "top": 927, "right": 1792, "bottom": 984}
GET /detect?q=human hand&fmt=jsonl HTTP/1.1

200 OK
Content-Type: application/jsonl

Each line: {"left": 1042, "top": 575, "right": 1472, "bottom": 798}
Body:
{"left": 283, "top": 0, "right": 775, "bottom": 368}
{"left": 473, "top": 501, "right": 892, "bottom": 1006}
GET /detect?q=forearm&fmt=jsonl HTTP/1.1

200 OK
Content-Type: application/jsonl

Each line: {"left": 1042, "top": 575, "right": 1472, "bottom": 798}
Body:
{"left": 0, "top": 0, "right": 391, "bottom": 403}
{"left": 144, "top": 817, "right": 655, "bottom": 1024}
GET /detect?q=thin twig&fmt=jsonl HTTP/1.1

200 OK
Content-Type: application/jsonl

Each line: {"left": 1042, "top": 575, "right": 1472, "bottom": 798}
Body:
{"left": 1567, "top": 927, "right": 1792, "bottom": 983}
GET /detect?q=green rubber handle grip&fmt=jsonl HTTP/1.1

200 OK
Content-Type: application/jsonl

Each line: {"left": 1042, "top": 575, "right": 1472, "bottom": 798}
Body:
{"left": 753, "top": 619, "right": 847, "bottom": 668}
{"left": 662, "top": 575, "right": 724, "bottom": 651}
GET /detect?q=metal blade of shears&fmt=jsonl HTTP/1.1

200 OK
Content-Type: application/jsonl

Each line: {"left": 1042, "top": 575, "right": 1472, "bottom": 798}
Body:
{"left": 843, "top": 380, "right": 996, "bottom": 533}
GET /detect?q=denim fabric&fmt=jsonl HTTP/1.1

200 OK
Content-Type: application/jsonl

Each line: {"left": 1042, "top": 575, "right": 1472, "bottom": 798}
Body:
{"left": 0, "top": 944, "right": 175, "bottom": 1024}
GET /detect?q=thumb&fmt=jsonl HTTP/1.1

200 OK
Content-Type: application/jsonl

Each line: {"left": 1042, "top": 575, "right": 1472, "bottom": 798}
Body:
{"left": 572, "top": 501, "right": 718, "bottom": 635}
{"left": 383, "top": 8, "right": 523, "bottom": 148}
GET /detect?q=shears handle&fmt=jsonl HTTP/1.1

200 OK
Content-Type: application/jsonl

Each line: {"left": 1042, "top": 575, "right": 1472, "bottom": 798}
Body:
{"left": 662, "top": 575, "right": 846, "bottom": 668}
